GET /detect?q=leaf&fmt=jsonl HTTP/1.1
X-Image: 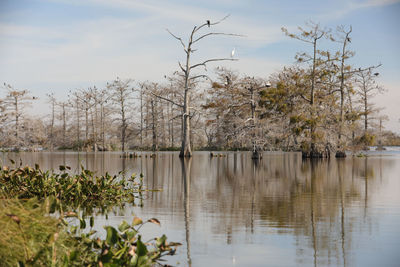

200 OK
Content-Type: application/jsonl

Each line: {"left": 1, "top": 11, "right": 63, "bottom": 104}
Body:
{"left": 132, "top": 217, "right": 143, "bottom": 226}
{"left": 105, "top": 226, "right": 119, "bottom": 245}
{"left": 118, "top": 220, "right": 130, "bottom": 232}
{"left": 136, "top": 236, "right": 148, "bottom": 257}
{"left": 69, "top": 250, "right": 78, "bottom": 261}
{"left": 168, "top": 242, "right": 183, "bottom": 246}
{"left": 126, "top": 230, "right": 137, "bottom": 242}
{"left": 147, "top": 218, "right": 161, "bottom": 226}
{"left": 156, "top": 235, "right": 167, "bottom": 248}
{"left": 80, "top": 218, "right": 86, "bottom": 229}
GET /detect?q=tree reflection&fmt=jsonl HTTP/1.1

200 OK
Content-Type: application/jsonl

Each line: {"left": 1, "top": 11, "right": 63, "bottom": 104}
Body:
{"left": 180, "top": 157, "right": 192, "bottom": 267}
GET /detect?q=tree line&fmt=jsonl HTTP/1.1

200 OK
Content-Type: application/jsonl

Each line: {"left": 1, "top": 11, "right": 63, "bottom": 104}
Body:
{"left": 1, "top": 20, "right": 397, "bottom": 157}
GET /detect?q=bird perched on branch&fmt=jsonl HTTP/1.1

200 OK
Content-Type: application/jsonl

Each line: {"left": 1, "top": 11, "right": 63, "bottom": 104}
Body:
{"left": 207, "top": 20, "right": 210, "bottom": 27}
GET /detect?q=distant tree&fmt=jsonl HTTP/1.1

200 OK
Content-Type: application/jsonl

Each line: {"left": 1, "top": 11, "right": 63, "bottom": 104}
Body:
{"left": 354, "top": 68, "right": 385, "bottom": 138}
{"left": 108, "top": 78, "right": 134, "bottom": 152}
{"left": 46, "top": 92, "right": 57, "bottom": 150}
{"left": 3, "top": 83, "right": 35, "bottom": 147}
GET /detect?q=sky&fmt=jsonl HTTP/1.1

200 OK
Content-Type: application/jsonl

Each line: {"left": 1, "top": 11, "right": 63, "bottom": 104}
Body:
{"left": 0, "top": 0, "right": 399, "bottom": 133}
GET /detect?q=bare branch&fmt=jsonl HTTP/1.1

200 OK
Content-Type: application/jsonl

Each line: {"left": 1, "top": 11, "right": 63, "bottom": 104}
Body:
{"left": 178, "top": 61, "right": 186, "bottom": 73}
{"left": 189, "top": 74, "right": 212, "bottom": 81}
{"left": 166, "top": 29, "right": 187, "bottom": 52}
{"left": 193, "top": 32, "right": 244, "bottom": 44}
{"left": 344, "top": 63, "right": 382, "bottom": 75}
{"left": 194, "top": 14, "right": 231, "bottom": 33}
{"left": 149, "top": 91, "right": 184, "bottom": 108}
{"left": 191, "top": 58, "right": 238, "bottom": 70}
{"left": 299, "top": 93, "right": 311, "bottom": 103}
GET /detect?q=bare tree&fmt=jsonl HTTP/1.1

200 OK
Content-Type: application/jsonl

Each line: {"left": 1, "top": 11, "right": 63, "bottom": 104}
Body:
{"left": 355, "top": 69, "right": 385, "bottom": 137}
{"left": 108, "top": 78, "right": 134, "bottom": 152}
{"left": 156, "top": 15, "right": 240, "bottom": 157}
{"left": 3, "top": 83, "right": 35, "bottom": 148}
{"left": 46, "top": 92, "right": 57, "bottom": 150}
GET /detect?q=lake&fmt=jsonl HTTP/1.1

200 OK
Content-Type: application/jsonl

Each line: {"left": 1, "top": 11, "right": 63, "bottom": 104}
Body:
{"left": 2, "top": 150, "right": 400, "bottom": 266}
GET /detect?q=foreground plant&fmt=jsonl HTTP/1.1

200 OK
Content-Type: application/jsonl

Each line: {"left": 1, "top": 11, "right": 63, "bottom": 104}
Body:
{"left": 65, "top": 215, "right": 180, "bottom": 266}
{"left": 1, "top": 198, "right": 180, "bottom": 267}
{"left": 0, "top": 163, "right": 178, "bottom": 266}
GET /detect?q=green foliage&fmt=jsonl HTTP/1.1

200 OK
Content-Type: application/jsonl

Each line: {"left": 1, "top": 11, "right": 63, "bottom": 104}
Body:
{"left": 65, "top": 217, "right": 179, "bottom": 267}
{"left": 0, "top": 164, "right": 139, "bottom": 210}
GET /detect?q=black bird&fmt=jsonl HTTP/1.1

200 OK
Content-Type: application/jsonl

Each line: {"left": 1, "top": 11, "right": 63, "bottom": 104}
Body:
{"left": 374, "top": 72, "right": 379, "bottom": 76}
{"left": 207, "top": 20, "right": 210, "bottom": 27}
{"left": 225, "top": 75, "right": 231, "bottom": 86}
{"left": 347, "top": 37, "right": 351, "bottom": 43}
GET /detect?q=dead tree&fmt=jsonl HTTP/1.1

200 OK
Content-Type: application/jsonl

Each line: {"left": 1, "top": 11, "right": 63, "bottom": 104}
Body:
{"left": 154, "top": 15, "right": 240, "bottom": 157}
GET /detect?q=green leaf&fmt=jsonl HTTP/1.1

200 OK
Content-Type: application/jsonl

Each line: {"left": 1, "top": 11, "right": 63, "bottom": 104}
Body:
{"left": 137, "top": 255, "right": 151, "bottom": 266}
{"left": 136, "top": 236, "right": 148, "bottom": 257}
{"left": 105, "top": 226, "right": 119, "bottom": 245}
{"left": 80, "top": 218, "right": 86, "bottom": 229}
{"left": 118, "top": 220, "right": 130, "bottom": 232}
{"left": 69, "top": 250, "right": 78, "bottom": 261}
{"left": 130, "top": 254, "right": 138, "bottom": 266}
{"left": 156, "top": 235, "right": 167, "bottom": 248}
{"left": 126, "top": 230, "right": 137, "bottom": 242}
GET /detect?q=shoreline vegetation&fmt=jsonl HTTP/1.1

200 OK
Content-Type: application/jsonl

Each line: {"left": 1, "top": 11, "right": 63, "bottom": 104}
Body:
{"left": 0, "top": 164, "right": 179, "bottom": 267}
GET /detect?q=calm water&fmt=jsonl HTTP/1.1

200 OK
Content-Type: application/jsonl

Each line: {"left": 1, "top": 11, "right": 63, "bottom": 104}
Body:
{"left": 2, "top": 150, "right": 400, "bottom": 267}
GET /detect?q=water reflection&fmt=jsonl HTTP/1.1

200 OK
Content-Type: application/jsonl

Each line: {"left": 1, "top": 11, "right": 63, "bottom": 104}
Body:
{"left": 2, "top": 151, "right": 400, "bottom": 266}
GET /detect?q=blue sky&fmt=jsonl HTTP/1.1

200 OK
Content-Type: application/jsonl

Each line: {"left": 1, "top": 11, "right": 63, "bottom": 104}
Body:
{"left": 0, "top": 0, "right": 399, "bottom": 132}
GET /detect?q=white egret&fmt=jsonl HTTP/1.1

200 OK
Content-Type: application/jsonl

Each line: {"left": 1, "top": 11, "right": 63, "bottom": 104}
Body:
{"left": 231, "top": 48, "right": 235, "bottom": 58}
